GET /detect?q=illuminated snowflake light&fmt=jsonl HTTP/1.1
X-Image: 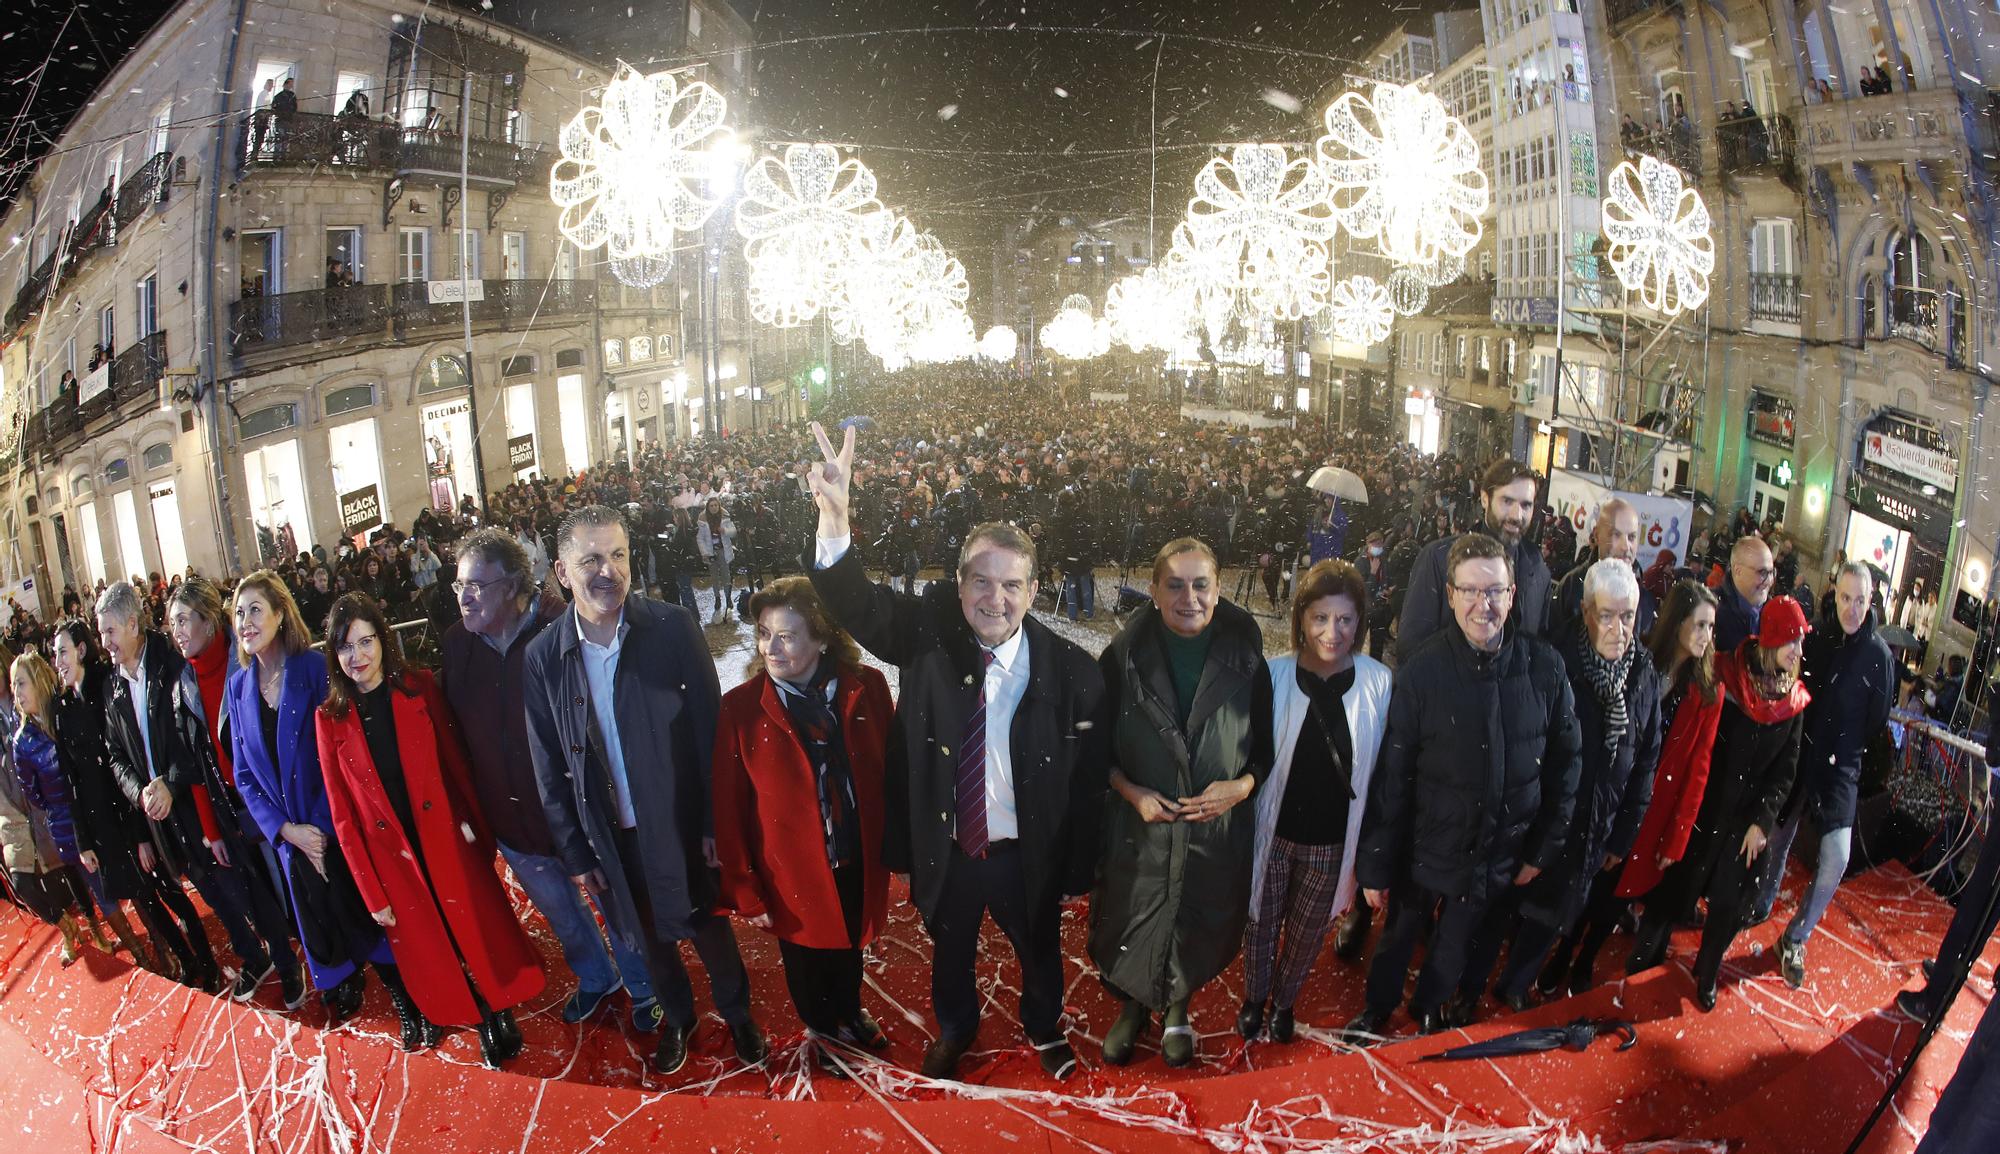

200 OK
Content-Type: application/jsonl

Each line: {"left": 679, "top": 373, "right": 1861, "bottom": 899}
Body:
{"left": 978, "top": 325, "right": 1019, "bottom": 363}
{"left": 1317, "top": 81, "right": 1487, "bottom": 266}
{"left": 1601, "top": 154, "right": 1715, "bottom": 315}
{"left": 1185, "top": 143, "right": 1337, "bottom": 320}
{"left": 1040, "top": 294, "right": 1108, "bottom": 360}
{"left": 550, "top": 64, "right": 734, "bottom": 260}
{"left": 1325, "top": 275, "right": 1395, "bottom": 345}
{"left": 735, "top": 143, "right": 885, "bottom": 327}
{"left": 1104, "top": 270, "right": 1190, "bottom": 353}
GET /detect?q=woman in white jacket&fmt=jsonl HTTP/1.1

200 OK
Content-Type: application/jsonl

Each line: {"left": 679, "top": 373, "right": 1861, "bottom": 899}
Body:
{"left": 1238, "top": 559, "right": 1392, "bottom": 1043}
{"left": 696, "top": 497, "right": 737, "bottom": 624}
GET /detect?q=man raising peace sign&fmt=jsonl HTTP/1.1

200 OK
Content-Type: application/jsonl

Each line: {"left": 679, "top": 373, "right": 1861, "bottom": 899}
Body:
{"left": 803, "top": 421, "right": 1110, "bottom": 1082}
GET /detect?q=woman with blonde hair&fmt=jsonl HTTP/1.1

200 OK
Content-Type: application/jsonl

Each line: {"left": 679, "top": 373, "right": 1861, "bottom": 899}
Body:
{"left": 228, "top": 572, "right": 406, "bottom": 1031}
{"left": 6, "top": 649, "right": 117, "bottom": 963}
{"left": 713, "top": 576, "right": 894, "bottom": 1075}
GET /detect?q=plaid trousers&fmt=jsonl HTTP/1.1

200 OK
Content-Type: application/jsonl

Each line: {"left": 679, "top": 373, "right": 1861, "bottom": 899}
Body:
{"left": 1242, "top": 834, "right": 1343, "bottom": 1009}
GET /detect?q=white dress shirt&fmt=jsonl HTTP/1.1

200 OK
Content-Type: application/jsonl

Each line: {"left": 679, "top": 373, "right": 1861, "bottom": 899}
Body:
{"left": 120, "top": 660, "right": 157, "bottom": 779}
{"left": 576, "top": 609, "right": 638, "bottom": 828}
{"left": 815, "top": 533, "right": 1023, "bottom": 841}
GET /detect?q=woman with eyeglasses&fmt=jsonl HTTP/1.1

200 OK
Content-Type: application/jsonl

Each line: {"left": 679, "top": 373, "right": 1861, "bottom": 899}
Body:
{"left": 316, "top": 593, "right": 543, "bottom": 1066}
{"left": 227, "top": 572, "right": 416, "bottom": 1035}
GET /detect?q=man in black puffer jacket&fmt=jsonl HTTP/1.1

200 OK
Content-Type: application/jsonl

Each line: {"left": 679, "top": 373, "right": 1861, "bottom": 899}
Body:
{"left": 1346, "top": 534, "right": 1583, "bottom": 1041}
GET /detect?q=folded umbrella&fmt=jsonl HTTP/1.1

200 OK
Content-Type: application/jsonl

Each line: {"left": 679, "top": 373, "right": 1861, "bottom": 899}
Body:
{"left": 1419, "top": 1017, "right": 1637, "bottom": 1062}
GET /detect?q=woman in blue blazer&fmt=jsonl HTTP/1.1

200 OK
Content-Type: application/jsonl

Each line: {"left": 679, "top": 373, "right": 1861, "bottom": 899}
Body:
{"left": 228, "top": 571, "right": 431, "bottom": 1046}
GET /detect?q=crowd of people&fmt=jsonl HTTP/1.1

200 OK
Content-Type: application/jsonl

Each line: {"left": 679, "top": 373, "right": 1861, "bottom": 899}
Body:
{"left": 0, "top": 375, "right": 1989, "bottom": 1113}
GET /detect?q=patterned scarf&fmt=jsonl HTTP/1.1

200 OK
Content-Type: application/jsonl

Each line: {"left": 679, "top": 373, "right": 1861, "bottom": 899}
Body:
{"left": 776, "top": 665, "right": 860, "bottom": 871}
{"left": 1578, "top": 628, "right": 1636, "bottom": 750}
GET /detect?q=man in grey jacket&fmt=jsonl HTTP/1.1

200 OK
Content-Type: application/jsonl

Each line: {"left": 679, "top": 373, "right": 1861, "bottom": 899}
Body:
{"left": 523, "top": 505, "right": 763, "bottom": 1076}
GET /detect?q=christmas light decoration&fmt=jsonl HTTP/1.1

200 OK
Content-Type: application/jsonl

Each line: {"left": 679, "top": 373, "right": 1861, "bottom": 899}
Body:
{"left": 1185, "top": 144, "right": 1337, "bottom": 320}
{"left": 1601, "top": 154, "right": 1715, "bottom": 315}
{"left": 1104, "top": 270, "right": 1190, "bottom": 353}
{"left": 978, "top": 325, "right": 1020, "bottom": 363}
{"left": 1386, "top": 266, "right": 1430, "bottom": 317}
{"left": 1325, "top": 275, "right": 1395, "bottom": 345}
{"left": 1039, "top": 293, "right": 1108, "bottom": 360}
{"left": 551, "top": 64, "right": 735, "bottom": 260}
{"left": 1317, "top": 81, "right": 1487, "bottom": 266}
{"left": 735, "top": 143, "right": 885, "bottom": 327}
{"left": 609, "top": 253, "right": 675, "bottom": 289}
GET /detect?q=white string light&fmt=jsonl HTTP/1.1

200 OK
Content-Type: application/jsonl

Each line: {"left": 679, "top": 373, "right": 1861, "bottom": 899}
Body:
{"left": 1386, "top": 266, "right": 1430, "bottom": 317}
{"left": 1326, "top": 275, "right": 1395, "bottom": 345}
{"left": 1040, "top": 293, "right": 1109, "bottom": 359}
{"left": 977, "top": 325, "right": 1020, "bottom": 363}
{"left": 1185, "top": 143, "right": 1337, "bottom": 320}
{"left": 550, "top": 63, "right": 734, "bottom": 260}
{"left": 1317, "top": 80, "right": 1487, "bottom": 266}
{"left": 735, "top": 143, "right": 885, "bottom": 327}
{"left": 1602, "top": 153, "right": 1715, "bottom": 315}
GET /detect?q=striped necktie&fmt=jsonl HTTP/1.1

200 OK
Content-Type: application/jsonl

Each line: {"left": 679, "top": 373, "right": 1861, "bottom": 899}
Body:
{"left": 955, "top": 648, "right": 996, "bottom": 858}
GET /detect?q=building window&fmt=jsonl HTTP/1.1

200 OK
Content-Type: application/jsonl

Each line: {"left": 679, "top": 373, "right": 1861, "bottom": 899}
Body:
{"left": 399, "top": 227, "right": 429, "bottom": 283}
{"left": 556, "top": 347, "right": 585, "bottom": 369}
{"left": 603, "top": 338, "right": 623, "bottom": 367}
{"left": 1889, "top": 232, "right": 1938, "bottom": 345}
{"left": 449, "top": 228, "right": 481, "bottom": 281}
{"left": 104, "top": 459, "right": 132, "bottom": 485}
{"left": 419, "top": 354, "right": 468, "bottom": 395}
{"left": 629, "top": 335, "right": 651, "bottom": 362}
{"left": 137, "top": 274, "right": 158, "bottom": 337}
{"left": 502, "top": 232, "right": 527, "bottom": 280}
{"left": 324, "top": 382, "right": 376, "bottom": 417}
{"left": 141, "top": 442, "right": 174, "bottom": 471}
{"left": 501, "top": 355, "right": 535, "bottom": 377}
{"left": 238, "top": 402, "right": 298, "bottom": 440}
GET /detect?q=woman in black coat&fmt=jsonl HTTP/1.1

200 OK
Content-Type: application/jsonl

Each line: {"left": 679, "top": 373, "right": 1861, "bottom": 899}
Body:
{"left": 1456, "top": 560, "right": 1663, "bottom": 1016}
{"left": 1629, "top": 597, "right": 1812, "bottom": 1010}
{"left": 51, "top": 620, "right": 212, "bottom": 984}
{"left": 1092, "top": 538, "right": 1271, "bottom": 1068}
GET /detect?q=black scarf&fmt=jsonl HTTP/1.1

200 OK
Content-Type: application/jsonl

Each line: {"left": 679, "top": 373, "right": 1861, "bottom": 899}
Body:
{"left": 777, "top": 664, "right": 860, "bottom": 871}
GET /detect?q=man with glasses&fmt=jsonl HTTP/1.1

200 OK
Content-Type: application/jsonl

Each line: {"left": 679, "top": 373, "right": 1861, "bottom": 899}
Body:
{"left": 1397, "top": 459, "right": 1551, "bottom": 658}
{"left": 523, "top": 506, "right": 764, "bottom": 1076}
{"left": 440, "top": 528, "right": 661, "bottom": 1035}
{"left": 1346, "top": 534, "right": 1582, "bottom": 1041}
{"left": 1716, "top": 535, "right": 1776, "bottom": 653}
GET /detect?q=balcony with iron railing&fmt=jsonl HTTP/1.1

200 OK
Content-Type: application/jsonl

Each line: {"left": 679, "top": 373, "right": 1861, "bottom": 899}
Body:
{"left": 1716, "top": 114, "right": 1799, "bottom": 184}
{"left": 1623, "top": 125, "right": 1703, "bottom": 180}
{"left": 17, "top": 331, "right": 167, "bottom": 464}
{"left": 1747, "top": 272, "right": 1802, "bottom": 326}
{"left": 5, "top": 152, "right": 172, "bottom": 333}
{"left": 237, "top": 111, "right": 554, "bottom": 189}
{"left": 229, "top": 278, "right": 595, "bottom": 358}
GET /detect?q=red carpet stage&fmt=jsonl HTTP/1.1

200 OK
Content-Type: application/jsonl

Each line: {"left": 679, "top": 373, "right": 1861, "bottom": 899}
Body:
{"left": 0, "top": 860, "right": 1986, "bottom": 1153}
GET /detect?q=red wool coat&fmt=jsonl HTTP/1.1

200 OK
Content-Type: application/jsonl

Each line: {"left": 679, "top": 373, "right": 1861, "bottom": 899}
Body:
{"left": 316, "top": 669, "right": 544, "bottom": 1024}
{"left": 1616, "top": 681, "right": 1726, "bottom": 898}
{"left": 713, "top": 665, "right": 892, "bottom": 951}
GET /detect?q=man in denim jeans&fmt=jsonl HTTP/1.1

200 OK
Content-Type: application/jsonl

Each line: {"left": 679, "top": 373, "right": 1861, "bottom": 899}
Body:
{"left": 438, "top": 528, "right": 658, "bottom": 1031}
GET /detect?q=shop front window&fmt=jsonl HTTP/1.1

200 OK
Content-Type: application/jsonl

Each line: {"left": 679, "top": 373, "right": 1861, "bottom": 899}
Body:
{"left": 149, "top": 479, "right": 188, "bottom": 579}
{"left": 328, "top": 417, "right": 388, "bottom": 544}
{"left": 242, "top": 438, "right": 313, "bottom": 564}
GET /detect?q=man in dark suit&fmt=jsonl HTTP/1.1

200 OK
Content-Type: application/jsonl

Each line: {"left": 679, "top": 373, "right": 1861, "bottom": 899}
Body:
{"left": 805, "top": 422, "right": 1109, "bottom": 1082}
{"left": 95, "top": 581, "right": 303, "bottom": 1006}
{"left": 1546, "top": 498, "right": 1659, "bottom": 640}
{"left": 523, "top": 505, "right": 764, "bottom": 1076}
{"left": 1396, "top": 458, "right": 1551, "bottom": 656}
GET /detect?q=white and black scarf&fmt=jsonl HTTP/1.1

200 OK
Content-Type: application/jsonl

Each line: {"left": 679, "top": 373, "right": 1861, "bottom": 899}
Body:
{"left": 1579, "top": 633, "right": 1635, "bottom": 750}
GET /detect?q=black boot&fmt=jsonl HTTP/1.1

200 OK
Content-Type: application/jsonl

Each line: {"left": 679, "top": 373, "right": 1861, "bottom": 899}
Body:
{"left": 380, "top": 976, "right": 436, "bottom": 1048}
{"left": 1627, "top": 916, "right": 1671, "bottom": 975}
{"left": 1236, "top": 998, "right": 1266, "bottom": 1040}
{"left": 495, "top": 1008, "right": 524, "bottom": 1060}
{"left": 477, "top": 1014, "right": 508, "bottom": 1068}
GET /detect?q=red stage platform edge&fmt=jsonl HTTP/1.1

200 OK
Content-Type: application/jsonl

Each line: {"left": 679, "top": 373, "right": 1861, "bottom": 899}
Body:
{"left": 0, "top": 861, "right": 1988, "bottom": 1153}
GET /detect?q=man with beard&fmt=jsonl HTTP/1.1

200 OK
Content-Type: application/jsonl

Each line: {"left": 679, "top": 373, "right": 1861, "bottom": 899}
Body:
{"left": 1548, "top": 499, "right": 1658, "bottom": 640}
{"left": 1396, "top": 459, "right": 1550, "bottom": 657}
{"left": 1346, "top": 533, "right": 1582, "bottom": 1040}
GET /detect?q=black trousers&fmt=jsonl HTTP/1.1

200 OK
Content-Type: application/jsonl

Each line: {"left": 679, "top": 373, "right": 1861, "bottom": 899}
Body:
{"left": 612, "top": 825, "right": 754, "bottom": 1031}
{"left": 1542, "top": 868, "right": 1631, "bottom": 992}
{"left": 1929, "top": 818, "right": 2000, "bottom": 992}
{"left": 1637, "top": 841, "right": 1769, "bottom": 986}
{"left": 1364, "top": 882, "right": 1502, "bottom": 1018}
{"left": 778, "top": 863, "right": 865, "bottom": 1035}
{"left": 182, "top": 835, "right": 298, "bottom": 977}
{"left": 923, "top": 840, "right": 1064, "bottom": 1045}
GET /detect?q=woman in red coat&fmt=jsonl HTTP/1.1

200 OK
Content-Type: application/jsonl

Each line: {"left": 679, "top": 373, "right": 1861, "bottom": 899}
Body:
{"left": 1539, "top": 578, "right": 1724, "bottom": 993}
{"left": 316, "top": 594, "right": 544, "bottom": 1067}
{"left": 713, "top": 577, "right": 892, "bottom": 1075}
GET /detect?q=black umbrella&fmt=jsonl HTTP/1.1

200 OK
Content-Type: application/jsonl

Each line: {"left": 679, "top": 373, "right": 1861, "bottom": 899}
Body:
{"left": 1418, "top": 1017, "right": 1637, "bottom": 1062}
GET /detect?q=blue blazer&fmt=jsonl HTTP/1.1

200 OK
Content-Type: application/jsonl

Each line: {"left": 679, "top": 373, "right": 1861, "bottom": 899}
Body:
{"left": 228, "top": 648, "right": 333, "bottom": 843}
